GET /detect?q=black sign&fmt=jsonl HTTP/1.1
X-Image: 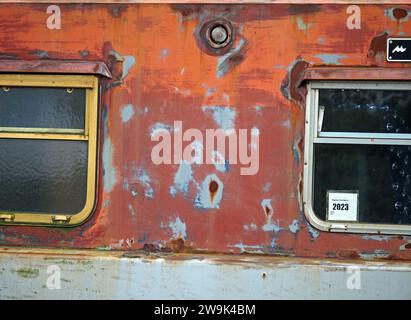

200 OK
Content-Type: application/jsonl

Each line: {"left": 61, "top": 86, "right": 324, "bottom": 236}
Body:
{"left": 387, "top": 38, "right": 411, "bottom": 62}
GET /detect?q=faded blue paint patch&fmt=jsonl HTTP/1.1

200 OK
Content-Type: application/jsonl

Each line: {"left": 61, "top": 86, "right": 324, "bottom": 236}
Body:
{"left": 261, "top": 199, "right": 273, "bottom": 214}
{"left": 293, "top": 136, "right": 302, "bottom": 165}
{"left": 170, "top": 161, "right": 193, "bottom": 197}
{"left": 315, "top": 54, "right": 347, "bottom": 65}
{"left": 103, "top": 138, "right": 116, "bottom": 193}
{"left": 121, "top": 104, "right": 135, "bottom": 123}
{"left": 263, "top": 182, "right": 272, "bottom": 193}
{"left": 202, "top": 106, "right": 236, "bottom": 130}
{"left": 102, "top": 107, "right": 116, "bottom": 193}
{"left": 281, "top": 120, "right": 291, "bottom": 129}
{"left": 229, "top": 243, "right": 264, "bottom": 253}
{"left": 150, "top": 122, "right": 173, "bottom": 139}
{"left": 307, "top": 223, "right": 320, "bottom": 240}
{"left": 102, "top": 199, "right": 110, "bottom": 208}
{"left": 202, "top": 84, "right": 216, "bottom": 97}
{"left": 262, "top": 221, "right": 282, "bottom": 232}
{"left": 243, "top": 223, "right": 257, "bottom": 231}
{"left": 122, "top": 55, "right": 136, "bottom": 80}
{"left": 194, "top": 174, "right": 223, "bottom": 209}
{"left": 217, "top": 39, "right": 245, "bottom": 78}
{"left": 296, "top": 16, "right": 314, "bottom": 30}
{"left": 161, "top": 48, "right": 170, "bottom": 59}
{"left": 270, "top": 238, "right": 276, "bottom": 248}
{"left": 288, "top": 219, "right": 300, "bottom": 234}
{"left": 362, "top": 235, "right": 392, "bottom": 242}
{"left": 211, "top": 150, "right": 230, "bottom": 173}
{"left": 261, "top": 199, "right": 283, "bottom": 232}
{"left": 168, "top": 217, "right": 187, "bottom": 240}
{"left": 128, "top": 204, "right": 136, "bottom": 217}
{"left": 254, "top": 105, "right": 263, "bottom": 115}
{"left": 123, "top": 177, "right": 129, "bottom": 190}
{"left": 31, "top": 50, "right": 49, "bottom": 58}
{"left": 360, "top": 250, "right": 390, "bottom": 260}
{"left": 134, "top": 168, "right": 154, "bottom": 198}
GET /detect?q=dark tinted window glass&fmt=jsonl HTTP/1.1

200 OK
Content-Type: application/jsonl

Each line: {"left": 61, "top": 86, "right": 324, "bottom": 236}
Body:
{"left": 314, "top": 144, "right": 411, "bottom": 225}
{"left": 0, "top": 139, "right": 88, "bottom": 214}
{"left": 0, "top": 87, "right": 85, "bottom": 129}
{"left": 320, "top": 89, "right": 411, "bottom": 133}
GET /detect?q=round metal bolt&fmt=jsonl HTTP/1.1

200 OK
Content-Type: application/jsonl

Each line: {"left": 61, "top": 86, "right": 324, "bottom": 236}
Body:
{"left": 204, "top": 20, "right": 233, "bottom": 50}
{"left": 210, "top": 25, "right": 228, "bottom": 45}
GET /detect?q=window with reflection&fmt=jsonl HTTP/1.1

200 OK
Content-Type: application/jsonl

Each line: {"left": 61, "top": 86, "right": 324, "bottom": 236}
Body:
{"left": 0, "top": 74, "right": 98, "bottom": 226}
{"left": 304, "top": 82, "right": 411, "bottom": 234}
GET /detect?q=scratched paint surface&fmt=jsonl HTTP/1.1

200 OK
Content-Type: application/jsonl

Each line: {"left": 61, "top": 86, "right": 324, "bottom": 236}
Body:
{"left": 0, "top": 3, "right": 411, "bottom": 261}
{"left": 1, "top": 248, "right": 411, "bottom": 299}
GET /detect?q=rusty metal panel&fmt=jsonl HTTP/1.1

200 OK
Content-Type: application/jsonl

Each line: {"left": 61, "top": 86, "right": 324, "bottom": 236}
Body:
{"left": 0, "top": 3, "right": 410, "bottom": 262}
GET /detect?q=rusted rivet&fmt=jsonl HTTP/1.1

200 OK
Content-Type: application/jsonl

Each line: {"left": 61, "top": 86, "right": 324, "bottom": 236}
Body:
{"left": 262, "top": 272, "right": 267, "bottom": 279}
{"left": 209, "top": 180, "right": 219, "bottom": 193}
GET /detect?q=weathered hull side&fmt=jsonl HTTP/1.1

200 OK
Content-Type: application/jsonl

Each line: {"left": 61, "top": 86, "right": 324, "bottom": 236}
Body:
{"left": 0, "top": 3, "right": 410, "bottom": 262}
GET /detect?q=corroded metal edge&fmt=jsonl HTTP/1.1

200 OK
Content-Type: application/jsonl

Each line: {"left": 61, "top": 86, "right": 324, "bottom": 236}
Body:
{"left": 0, "top": 60, "right": 112, "bottom": 78}
{"left": 0, "top": 0, "right": 411, "bottom": 4}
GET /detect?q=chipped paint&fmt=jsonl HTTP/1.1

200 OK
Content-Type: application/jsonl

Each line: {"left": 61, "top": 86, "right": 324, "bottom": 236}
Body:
{"left": 216, "top": 39, "right": 246, "bottom": 78}
{"left": 244, "top": 223, "right": 257, "bottom": 231}
{"left": 385, "top": 8, "right": 410, "bottom": 23}
{"left": 134, "top": 168, "right": 154, "bottom": 198}
{"left": 160, "top": 48, "right": 170, "bottom": 59}
{"left": 202, "top": 106, "right": 236, "bottom": 130}
{"left": 362, "top": 235, "right": 392, "bottom": 242}
{"left": 0, "top": 3, "right": 410, "bottom": 264}
{"left": 211, "top": 150, "right": 230, "bottom": 173}
{"left": 194, "top": 174, "right": 223, "bottom": 209}
{"left": 307, "top": 223, "right": 320, "bottom": 240}
{"left": 169, "top": 217, "right": 187, "bottom": 240}
{"left": 128, "top": 204, "right": 136, "bottom": 217}
{"left": 229, "top": 243, "right": 264, "bottom": 253}
{"left": 289, "top": 219, "right": 300, "bottom": 234}
{"left": 296, "top": 16, "right": 314, "bottom": 30}
{"left": 261, "top": 199, "right": 282, "bottom": 233}
{"left": 314, "top": 54, "right": 347, "bottom": 65}
{"left": 170, "top": 161, "right": 193, "bottom": 197}
{"left": 122, "top": 55, "right": 135, "bottom": 80}
{"left": 3, "top": 248, "right": 411, "bottom": 299}
{"left": 150, "top": 122, "right": 173, "bottom": 138}
{"left": 121, "top": 104, "right": 135, "bottom": 123}
{"left": 102, "top": 132, "right": 117, "bottom": 193}
{"left": 31, "top": 49, "right": 49, "bottom": 58}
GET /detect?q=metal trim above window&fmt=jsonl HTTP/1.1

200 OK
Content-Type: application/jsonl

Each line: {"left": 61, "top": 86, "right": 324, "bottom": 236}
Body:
{"left": 0, "top": 74, "right": 99, "bottom": 226}
{"left": 303, "top": 81, "right": 411, "bottom": 235}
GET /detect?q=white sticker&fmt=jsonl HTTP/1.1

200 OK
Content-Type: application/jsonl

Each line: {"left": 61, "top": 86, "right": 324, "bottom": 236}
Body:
{"left": 327, "top": 191, "right": 358, "bottom": 222}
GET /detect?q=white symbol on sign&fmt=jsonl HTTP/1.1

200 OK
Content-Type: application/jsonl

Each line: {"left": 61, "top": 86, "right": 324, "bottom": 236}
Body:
{"left": 392, "top": 45, "right": 407, "bottom": 53}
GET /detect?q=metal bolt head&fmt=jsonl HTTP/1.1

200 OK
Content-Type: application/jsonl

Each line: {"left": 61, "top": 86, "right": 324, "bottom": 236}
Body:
{"left": 205, "top": 21, "right": 232, "bottom": 49}
{"left": 210, "top": 25, "right": 228, "bottom": 44}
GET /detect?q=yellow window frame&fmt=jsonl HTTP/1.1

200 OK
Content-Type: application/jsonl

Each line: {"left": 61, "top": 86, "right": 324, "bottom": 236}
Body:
{"left": 0, "top": 74, "right": 99, "bottom": 226}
